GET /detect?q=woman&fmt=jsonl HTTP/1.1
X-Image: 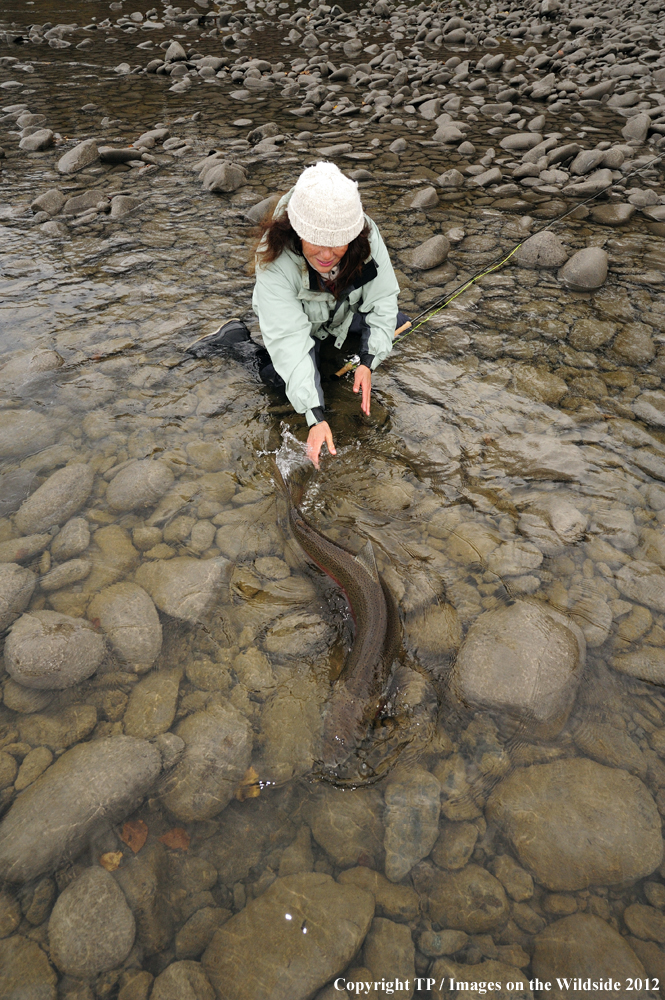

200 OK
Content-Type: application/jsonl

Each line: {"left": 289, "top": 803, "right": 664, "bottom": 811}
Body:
{"left": 188, "top": 161, "right": 407, "bottom": 468}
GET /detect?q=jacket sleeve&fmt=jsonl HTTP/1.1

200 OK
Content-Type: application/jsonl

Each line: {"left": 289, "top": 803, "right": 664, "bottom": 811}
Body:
{"left": 252, "top": 257, "right": 326, "bottom": 427}
{"left": 360, "top": 220, "right": 400, "bottom": 370}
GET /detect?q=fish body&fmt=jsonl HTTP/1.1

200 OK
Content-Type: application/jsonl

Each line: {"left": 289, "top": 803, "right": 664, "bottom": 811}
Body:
{"left": 272, "top": 460, "right": 399, "bottom": 768}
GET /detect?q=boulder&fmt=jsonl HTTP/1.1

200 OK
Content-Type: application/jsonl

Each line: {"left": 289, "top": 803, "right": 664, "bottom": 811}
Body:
{"left": 49, "top": 866, "right": 136, "bottom": 978}
{"left": 383, "top": 767, "right": 440, "bottom": 882}
{"left": 486, "top": 759, "right": 662, "bottom": 891}
{"left": 0, "top": 409, "right": 58, "bottom": 459}
{"left": 203, "top": 873, "right": 375, "bottom": 1000}
{"left": 0, "top": 736, "right": 162, "bottom": 882}
{"left": 4, "top": 610, "right": 105, "bottom": 689}
{"left": 515, "top": 231, "right": 568, "bottom": 269}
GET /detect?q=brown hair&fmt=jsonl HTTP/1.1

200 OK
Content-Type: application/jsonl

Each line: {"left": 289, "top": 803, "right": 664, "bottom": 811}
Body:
{"left": 253, "top": 204, "right": 371, "bottom": 297}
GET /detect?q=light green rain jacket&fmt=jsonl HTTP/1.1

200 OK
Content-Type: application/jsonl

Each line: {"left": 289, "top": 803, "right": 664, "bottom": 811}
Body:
{"left": 252, "top": 188, "right": 400, "bottom": 427}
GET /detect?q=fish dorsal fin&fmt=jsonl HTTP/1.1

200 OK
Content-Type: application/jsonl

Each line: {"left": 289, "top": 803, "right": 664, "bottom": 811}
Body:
{"left": 355, "top": 539, "right": 380, "bottom": 584}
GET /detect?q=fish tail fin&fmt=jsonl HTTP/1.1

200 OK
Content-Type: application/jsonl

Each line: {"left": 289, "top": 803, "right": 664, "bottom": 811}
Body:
{"left": 355, "top": 539, "right": 380, "bottom": 584}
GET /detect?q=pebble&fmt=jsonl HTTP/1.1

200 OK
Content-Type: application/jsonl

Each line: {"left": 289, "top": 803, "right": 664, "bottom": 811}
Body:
{"left": 0, "top": 736, "right": 162, "bottom": 882}
{"left": 14, "top": 745, "right": 53, "bottom": 790}
{"left": 202, "top": 874, "right": 374, "bottom": 1000}
{"left": 0, "top": 410, "right": 58, "bottom": 459}
{"left": 337, "top": 867, "right": 419, "bottom": 922}
{"left": 39, "top": 557, "right": 92, "bottom": 591}
{"left": 4, "top": 610, "right": 105, "bottom": 689}
{"left": 87, "top": 582, "right": 162, "bottom": 672}
{"left": 363, "top": 917, "right": 415, "bottom": 992}
{"left": 428, "top": 863, "right": 509, "bottom": 933}
{"left": 406, "top": 234, "right": 450, "bottom": 269}
{"left": 49, "top": 866, "right": 136, "bottom": 978}
{"left": 151, "top": 961, "right": 215, "bottom": 1000}
{"left": 487, "top": 759, "right": 662, "bottom": 891}
{"left": 304, "top": 786, "right": 384, "bottom": 869}
{"left": 0, "top": 533, "right": 51, "bottom": 563}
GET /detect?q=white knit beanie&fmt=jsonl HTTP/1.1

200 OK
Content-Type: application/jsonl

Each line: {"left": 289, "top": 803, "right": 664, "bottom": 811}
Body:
{"left": 287, "top": 161, "right": 365, "bottom": 247}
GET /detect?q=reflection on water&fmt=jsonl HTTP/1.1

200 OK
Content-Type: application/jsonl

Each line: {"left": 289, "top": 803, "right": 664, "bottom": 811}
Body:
{"left": 1, "top": 0, "right": 665, "bottom": 997}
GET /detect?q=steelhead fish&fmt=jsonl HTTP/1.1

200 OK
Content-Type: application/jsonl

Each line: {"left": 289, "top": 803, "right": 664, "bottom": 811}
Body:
{"left": 272, "top": 459, "right": 401, "bottom": 771}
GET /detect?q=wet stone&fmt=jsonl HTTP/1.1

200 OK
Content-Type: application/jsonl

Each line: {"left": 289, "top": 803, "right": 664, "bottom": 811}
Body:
{"left": 558, "top": 247, "right": 608, "bottom": 291}
{"left": 406, "top": 235, "right": 450, "bottom": 270}
{"left": 87, "top": 583, "right": 162, "bottom": 672}
{"left": 0, "top": 934, "right": 57, "bottom": 1000}
{"left": 337, "top": 867, "right": 419, "bottom": 922}
{"left": 383, "top": 766, "right": 440, "bottom": 882}
{"left": 51, "top": 518, "right": 90, "bottom": 561}
{"left": 202, "top": 873, "right": 375, "bottom": 1000}
{"left": 428, "top": 863, "right": 510, "bottom": 934}
{"left": 160, "top": 705, "right": 251, "bottom": 821}
{"left": 136, "top": 557, "right": 229, "bottom": 624}
{"left": 487, "top": 759, "right": 662, "bottom": 891}
{"left": 0, "top": 736, "right": 162, "bottom": 882}
{"left": 4, "top": 610, "right": 105, "bottom": 690}
{"left": 431, "top": 959, "right": 531, "bottom": 1000}
{"left": 106, "top": 460, "right": 174, "bottom": 512}
{"left": 57, "top": 139, "right": 100, "bottom": 174}
{"left": 363, "top": 917, "right": 415, "bottom": 998}
{"left": 431, "top": 820, "right": 478, "bottom": 870}
{"left": 533, "top": 914, "right": 646, "bottom": 1000}
{"left": 49, "top": 866, "right": 136, "bottom": 978}
{"left": 305, "top": 786, "right": 384, "bottom": 869}
{"left": 515, "top": 231, "right": 568, "bottom": 269}
{"left": 15, "top": 464, "right": 93, "bottom": 535}
{"left": 123, "top": 667, "right": 182, "bottom": 739}
{"left": 151, "top": 961, "right": 215, "bottom": 1000}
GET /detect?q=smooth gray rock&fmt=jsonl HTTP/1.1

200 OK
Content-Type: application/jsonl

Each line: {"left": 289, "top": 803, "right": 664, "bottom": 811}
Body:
{"left": 39, "top": 557, "right": 92, "bottom": 591}
{"left": 0, "top": 349, "right": 63, "bottom": 394}
{"left": 406, "top": 235, "right": 450, "bottom": 269}
{"left": 500, "top": 132, "right": 543, "bottom": 151}
{"left": 452, "top": 600, "right": 584, "bottom": 737}
{"left": 436, "top": 168, "right": 464, "bottom": 188}
{"left": 0, "top": 736, "right": 162, "bottom": 882}
{"left": 515, "top": 231, "right": 568, "bottom": 269}
{"left": 383, "top": 767, "right": 441, "bottom": 882}
{"left": 136, "top": 556, "right": 229, "bottom": 623}
{"left": 622, "top": 113, "right": 651, "bottom": 142}
{"left": 590, "top": 203, "right": 636, "bottom": 226}
{"left": 110, "top": 195, "right": 143, "bottom": 218}
{"left": 51, "top": 517, "right": 90, "bottom": 561}
{"left": 0, "top": 469, "right": 35, "bottom": 516}
{"left": 20, "top": 128, "right": 54, "bottom": 152}
{"left": 563, "top": 169, "right": 613, "bottom": 197}
{"left": 160, "top": 705, "right": 251, "bottom": 821}
{"left": 615, "top": 561, "right": 665, "bottom": 613}
{"left": 570, "top": 149, "right": 605, "bottom": 175}
{"left": 410, "top": 186, "right": 438, "bottom": 209}
{"left": 487, "top": 759, "right": 662, "bottom": 891}
{"left": 49, "top": 866, "right": 136, "bottom": 978}
{"left": 0, "top": 409, "right": 58, "bottom": 459}
{"left": 106, "top": 459, "right": 174, "bottom": 512}
{"left": 4, "top": 610, "right": 105, "bottom": 690}
{"left": 202, "top": 162, "right": 247, "bottom": 193}
{"left": 0, "top": 533, "right": 51, "bottom": 564}
{"left": 87, "top": 583, "right": 161, "bottom": 672}
{"left": 558, "top": 247, "right": 608, "bottom": 291}
{"left": 57, "top": 139, "right": 100, "bottom": 174}
{"left": 0, "top": 563, "right": 36, "bottom": 633}
{"left": 14, "top": 463, "right": 93, "bottom": 534}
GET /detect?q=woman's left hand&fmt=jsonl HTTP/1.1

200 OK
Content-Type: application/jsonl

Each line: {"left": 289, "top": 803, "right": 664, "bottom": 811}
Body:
{"left": 353, "top": 364, "right": 371, "bottom": 416}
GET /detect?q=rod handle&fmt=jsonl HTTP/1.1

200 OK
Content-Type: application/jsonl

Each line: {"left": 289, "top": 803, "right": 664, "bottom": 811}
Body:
{"left": 394, "top": 320, "right": 412, "bottom": 338}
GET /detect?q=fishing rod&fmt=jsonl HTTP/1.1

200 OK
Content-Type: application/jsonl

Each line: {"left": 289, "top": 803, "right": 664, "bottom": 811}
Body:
{"left": 335, "top": 146, "right": 665, "bottom": 377}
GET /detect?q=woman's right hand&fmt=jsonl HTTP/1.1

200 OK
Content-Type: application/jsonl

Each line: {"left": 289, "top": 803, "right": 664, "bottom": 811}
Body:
{"left": 306, "top": 421, "right": 336, "bottom": 469}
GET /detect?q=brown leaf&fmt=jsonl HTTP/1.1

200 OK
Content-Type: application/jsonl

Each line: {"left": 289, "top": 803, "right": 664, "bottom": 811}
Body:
{"left": 158, "top": 827, "right": 190, "bottom": 851}
{"left": 235, "top": 766, "right": 261, "bottom": 802}
{"left": 99, "top": 851, "right": 123, "bottom": 872}
{"left": 119, "top": 818, "right": 148, "bottom": 853}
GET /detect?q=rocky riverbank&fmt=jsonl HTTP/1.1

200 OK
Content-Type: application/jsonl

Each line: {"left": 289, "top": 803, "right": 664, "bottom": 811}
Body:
{"left": 1, "top": 0, "right": 665, "bottom": 998}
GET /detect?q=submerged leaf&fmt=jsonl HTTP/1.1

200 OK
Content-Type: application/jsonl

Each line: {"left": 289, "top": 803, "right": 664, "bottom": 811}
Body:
{"left": 99, "top": 851, "right": 123, "bottom": 872}
{"left": 119, "top": 818, "right": 148, "bottom": 853}
{"left": 158, "top": 827, "right": 190, "bottom": 850}
{"left": 235, "top": 765, "right": 261, "bottom": 801}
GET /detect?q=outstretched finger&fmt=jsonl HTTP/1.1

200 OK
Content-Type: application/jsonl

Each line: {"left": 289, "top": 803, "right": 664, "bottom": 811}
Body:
{"left": 362, "top": 377, "right": 371, "bottom": 416}
{"left": 325, "top": 428, "right": 337, "bottom": 457}
{"left": 307, "top": 438, "right": 321, "bottom": 469}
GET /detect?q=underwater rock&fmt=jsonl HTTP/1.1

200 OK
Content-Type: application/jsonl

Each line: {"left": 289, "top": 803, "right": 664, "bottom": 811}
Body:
{"left": 88, "top": 583, "right": 162, "bottom": 672}
{"left": 14, "top": 463, "right": 93, "bottom": 535}
{"left": 487, "top": 759, "right": 662, "bottom": 891}
{"left": 383, "top": 766, "right": 441, "bottom": 882}
{"left": 136, "top": 557, "right": 229, "bottom": 623}
{"left": 203, "top": 874, "right": 374, "bottom": 1000}
{"left": 0, "top": 736, "right": 162, "bottom": 882}
{"left": 49, "top": 866, "right": 136, "bottom": 978}
{"left": 5, "top": 610, "right": 105, "bottom": 689}
{"left": 0, "top": 563, "right": 36, "bottom": 633}
{"left": 106, "top": 459, "right": 175, "bottom": 512}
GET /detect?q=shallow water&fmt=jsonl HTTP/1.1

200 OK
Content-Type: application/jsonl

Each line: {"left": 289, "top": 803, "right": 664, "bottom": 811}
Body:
{"left": 2, "top": 0, "right": 665, "bottom": 997}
